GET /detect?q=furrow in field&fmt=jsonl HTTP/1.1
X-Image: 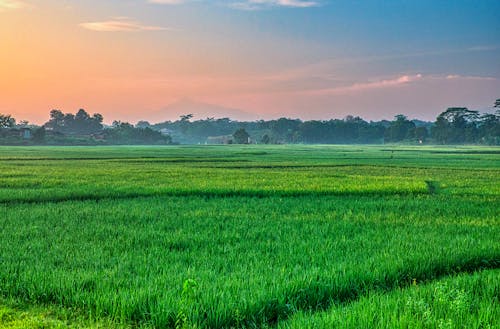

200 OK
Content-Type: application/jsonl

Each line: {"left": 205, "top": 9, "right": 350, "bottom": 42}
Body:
{"left": 279, "top": 269, "right": 500, "bottom": 329}
{"left": 0, "top": 188, "right": 432, "bottom": 206}
{"left": 230, "top": 257, "right": 500, "bottom": 328}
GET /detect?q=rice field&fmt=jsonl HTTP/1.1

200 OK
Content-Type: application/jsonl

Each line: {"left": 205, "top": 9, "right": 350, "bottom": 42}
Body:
{"left": 0, "top": 145, "right": 499, "bottom": 328}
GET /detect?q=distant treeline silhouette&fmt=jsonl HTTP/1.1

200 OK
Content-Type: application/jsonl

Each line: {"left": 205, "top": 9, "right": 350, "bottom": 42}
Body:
{"left": 0, "top": 99, "right": 498, "bottom": 145}
{"left": 0, "top": 109, "right": 171, "bottom": 145}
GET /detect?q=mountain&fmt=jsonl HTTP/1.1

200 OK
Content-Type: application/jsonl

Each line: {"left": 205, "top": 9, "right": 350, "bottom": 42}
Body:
{"left": 412, "top": 119, "right": 434, "bottom": 128}
{"left": 151, "top": 98, "right": 259, "bottom": 123}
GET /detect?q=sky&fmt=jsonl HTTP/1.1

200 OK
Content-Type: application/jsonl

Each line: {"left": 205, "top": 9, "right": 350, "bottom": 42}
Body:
{"left": 1, "top": 0, "right": 499, "bottom": 124}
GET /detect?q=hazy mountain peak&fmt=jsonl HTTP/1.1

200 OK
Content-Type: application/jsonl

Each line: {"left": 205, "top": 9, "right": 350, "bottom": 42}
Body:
{"left": 155, "top": 98, "right": 259, "bottom": 122}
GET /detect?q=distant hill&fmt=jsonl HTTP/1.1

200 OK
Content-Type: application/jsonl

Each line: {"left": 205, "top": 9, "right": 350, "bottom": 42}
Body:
{"left": 152, "top": 98, "right": 259, "bottom": 123}
{"left": 412, "top": 119, "right": 434, "bottom": 128}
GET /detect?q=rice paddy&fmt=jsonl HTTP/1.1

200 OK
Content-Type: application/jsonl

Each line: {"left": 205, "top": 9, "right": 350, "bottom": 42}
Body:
{"left": 0, "top": 145, "right": 498, "bottom": 328}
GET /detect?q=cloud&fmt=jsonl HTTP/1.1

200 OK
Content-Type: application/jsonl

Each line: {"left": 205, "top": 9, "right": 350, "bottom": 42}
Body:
{"left": 467, "top": 45, "right": 500, "bottom": 52}
{"left": 291, "top": 73, "right": 497, "bottom": 97}
{"left": 230, "top": 0, "right": 319, "bottom": 10}
{"left": 445, "top": 74, "right": 497, "bottom": 81}
{"left": 148, "top": 0, "right": 319, "bottom": 9}
{"left": 79, "top": 17, "right": 172, "bottom": 32}
{"left": 273, "top": 0, "right": 318, "bottom": 7}
{"left": 147, "top": 0, "right": 187, "bottom": 4}
{"left": 0, "top": 0, "right": 31, "bottom": 11}
{"left": 304, "top": 74, "right": 423, "bottom": 95}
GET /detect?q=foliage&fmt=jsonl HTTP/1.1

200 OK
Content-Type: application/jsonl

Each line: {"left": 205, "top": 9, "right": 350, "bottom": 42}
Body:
{"left": 175, "top": 279, "right": 199, "bottom": 329}
{"left": 281, "top": 269, "right": 499, "bottom": 328}
{"left": 151, "top": 101, "right": 499, "bottom": 145}
{"left": 45, "top": 109, "right": 103, "bottom": 135}
{"left": 105, "top": 121, "right": 171, "bottom": 145}
{"left": 0, "top": 145, "right": 498, "bottom": 328}
{"left": 430, "top": 107, "right": 499, "bottom": 144}
{"left": 0, "top": 297, "right": 134, "bottom": 329}
{"left": 385, "top": 115, "right": 416, "bottom": 142}
{"left": 0, "top": 110, "right": 172, "bottom": 145}
{"left": 136, "top": 121, "right": 151, "bottom": 129}
{"left": 261, "top": 134, "right": 271, "bottom": 144}
{"left": 0, "top": 114, "right": 16, "bottom": 128}
{"left": 233, "top": 128, "right": 250, "bottom": 144}
{"left": 32, "top": 127, "right": 46, "bottom": 143}
{"left": 2, "top": 99, "right": 499, "bottom": 145}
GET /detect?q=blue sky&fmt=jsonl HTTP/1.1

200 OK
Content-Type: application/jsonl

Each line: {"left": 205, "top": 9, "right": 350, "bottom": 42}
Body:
{"left": 1, "top": 0, "right": 499, "bottom": 122}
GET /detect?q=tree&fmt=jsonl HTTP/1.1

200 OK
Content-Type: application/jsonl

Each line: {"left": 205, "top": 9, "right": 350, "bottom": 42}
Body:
{"left": 233, "top": 128, "right": 250, "bottom": 144}
{"left": 136, "top": 121, "right": 151, "bottom": 129}
{"left": 74, "top": 109, "right": 91, "bottom": 134}
{"left": 260, "top": 134, "right": 270, "bottom": 144}
{"left": 32, "top": 127, "right": 46, "bottom": 143}
{"left": 180, "top": 114, "right": 193, "bottom": 122}
{"left": 106, "top": 121, "right": 171, "bottom": 144}
{"left": 45, "top": 109, "right": 103, "bottom": 135}
{"left": 45, "top": 109, "right": 65, "bottom": 131}
{"left": 270, "top": 118, "right": 301, "bottom": 143}
{"left": 414, "top": 126, "right": 428, "bottom": 142}
{"left": 179, "top": 114, "right": 193, "bottom": 134}
{"left": 478, "top": 113, "right": 499, "bottom": 145}
{"left": 431, "top": 115, "right": 449, "bottom": 144}
{"left": 385, "top": 114, "right": 416, "bottom": 142}
{"left": 0, "top": 114, "right": 15, "bottom": 128}
{"left": 432, "top": 107, "right": 479, "bottom": 144}
{"left": 298, "top": 120, "right": 325, "bottom": 143}
{"left": 75, "top": 108, "right": 90, "bottom": 122}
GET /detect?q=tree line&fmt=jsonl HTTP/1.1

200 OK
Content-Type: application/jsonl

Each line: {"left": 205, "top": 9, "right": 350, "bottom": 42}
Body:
{"left": 0, "top": 99, "right": 498, "bottom": 145}
{"left": 151, "top": 100, "right": 499, "bottom": 145}
{"left": 0, "top": 109, "right": 171, "bottom": 145}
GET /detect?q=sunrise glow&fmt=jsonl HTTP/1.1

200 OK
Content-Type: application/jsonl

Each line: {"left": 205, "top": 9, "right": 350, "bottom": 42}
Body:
{"left": 1, "top": 0, "right": 499, "bottom": 124}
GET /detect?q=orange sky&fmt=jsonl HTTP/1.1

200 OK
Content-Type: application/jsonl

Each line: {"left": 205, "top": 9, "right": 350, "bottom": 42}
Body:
{"left": 1, "top": 0, "right": 499, "bottom": 124}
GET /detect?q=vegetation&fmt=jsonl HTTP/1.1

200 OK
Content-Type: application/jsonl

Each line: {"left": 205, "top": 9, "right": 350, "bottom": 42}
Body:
{"left": 0, "top": 297, "right": 129, "bottom": 329}
{"left": 103, "top": 121, "right": 172, "bottom": 145}
{"left": 282, "top": 269, "right": 499, "bottom": 329}
{"left": 233, "top": 128, "right": 250, "bottom": 144}
{"left": 1, "top": 99, "right": 498, "bottom": 145}
{"left": 0, "top": 114, "right": 16, "bottom": 128}
{"left": 45, "top": 109, "right": 104, "bottom": 136}
{"left": 152, "top": 102, "right": 498, "bottom": 145}
{"left": 0, "top": 110, "right": 171, "bottom": 146}
{"left": 0, "top": 145, "right": 498, "bottom": 328}
{"left": 431, "top": 107, "right": 500, "bottom": 145}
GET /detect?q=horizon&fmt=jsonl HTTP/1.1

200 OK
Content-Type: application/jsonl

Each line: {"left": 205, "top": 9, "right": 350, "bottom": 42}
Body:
{"left": 8, "top": 100, "right": 492, "bottom": 127}
{"left": 1, "top": 0, "right": 499, "bottom": 125}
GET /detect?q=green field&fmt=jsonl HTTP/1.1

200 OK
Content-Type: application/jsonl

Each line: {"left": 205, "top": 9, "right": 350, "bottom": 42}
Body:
{"left": 0, "top": 145, "right": 499, "bottom": 328}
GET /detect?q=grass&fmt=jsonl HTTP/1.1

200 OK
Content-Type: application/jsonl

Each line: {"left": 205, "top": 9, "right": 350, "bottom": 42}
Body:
{"left": 0, "top": 297, "right": 132, "bottom": 328}
{"left": 0, "top": 145, "right": 498, "bottom": 328}
{"left": 281, "top": 269, "right": 500, "bottom": 329}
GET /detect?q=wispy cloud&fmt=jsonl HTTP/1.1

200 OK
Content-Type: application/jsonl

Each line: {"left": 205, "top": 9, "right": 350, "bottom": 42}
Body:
{"left": 147, "top": 0, "right": 187, "bottom": 4}
{"left": 445, "top": 74, "right": 497, "bottom": 81}
{"left": 147, "top": 0, "right": 319, "bottom": 9}
{"left": 303, "top": 74, "right": 423, "bottom": 95}
{"left": 294, "top": 73, "right": 498, "bottom": 96}
{"left": 0, "top": 0, "right": 31, "bottom": 11}
{"left": 79, "top": 17, "right": 173, "bottom": 32}
{"left": 467, "top": 45, "right": 500, "bottom": 52}
{"left": 258, "top": 44, "right": 500, "bottom": 86}
{"left": 229, "top": 0, "right": 319, "bottom": 10}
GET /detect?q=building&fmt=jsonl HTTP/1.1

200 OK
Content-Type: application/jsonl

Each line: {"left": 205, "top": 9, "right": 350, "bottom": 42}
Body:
{"left": 19, "top": 128, "right": 31, "bottom": 139}
{"left": 206, "top": 135, "right": 234, "bottom": 144}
